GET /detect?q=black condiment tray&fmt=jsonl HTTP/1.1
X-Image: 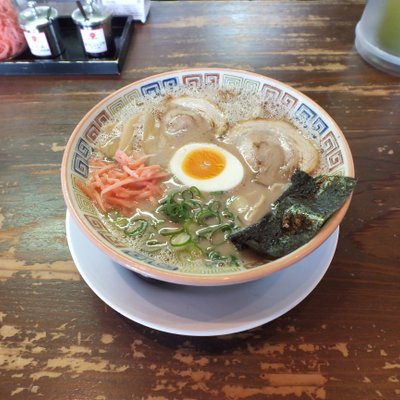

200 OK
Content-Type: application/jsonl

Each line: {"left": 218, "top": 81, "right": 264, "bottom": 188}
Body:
{"left": 0, "top": 16, "right": 133, "bottom": 76}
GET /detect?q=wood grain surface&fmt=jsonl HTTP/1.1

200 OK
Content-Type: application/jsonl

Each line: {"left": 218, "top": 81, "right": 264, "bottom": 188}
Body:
{"left": 0, "top": 1, "right": 399, "bottom": 399}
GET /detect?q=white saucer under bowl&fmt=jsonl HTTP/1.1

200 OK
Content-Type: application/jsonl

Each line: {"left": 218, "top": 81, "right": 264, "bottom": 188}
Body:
{"left": 66, "top": 211, "right": 339, "bottom": 336}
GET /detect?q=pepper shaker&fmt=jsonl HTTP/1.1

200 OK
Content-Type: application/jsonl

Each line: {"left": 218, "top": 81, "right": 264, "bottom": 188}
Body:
{"left": 18, "top": 1, "right": 64, "bottom": 58}
{"left": 72, "top": 0, "right": 114, "bottom": 58}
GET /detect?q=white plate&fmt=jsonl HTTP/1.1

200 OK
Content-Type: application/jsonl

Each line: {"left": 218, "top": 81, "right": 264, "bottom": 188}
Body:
{"left": 66, "top": 211, "right": 339, "bottom": 336}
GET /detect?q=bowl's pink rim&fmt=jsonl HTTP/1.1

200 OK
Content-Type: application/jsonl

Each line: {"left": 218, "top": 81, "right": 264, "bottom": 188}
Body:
{"left": 61, "top": 68, "right": 355, "bottom": 286}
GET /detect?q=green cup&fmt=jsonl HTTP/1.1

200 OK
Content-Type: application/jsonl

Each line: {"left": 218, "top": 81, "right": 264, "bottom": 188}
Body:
{"left": 377, "top": 0, "right": 400, "bottom": 56}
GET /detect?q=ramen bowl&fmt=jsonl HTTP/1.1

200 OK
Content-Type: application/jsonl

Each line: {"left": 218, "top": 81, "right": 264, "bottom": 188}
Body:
{"left": 61, "top": 68, "right": 354, "bottom": 286}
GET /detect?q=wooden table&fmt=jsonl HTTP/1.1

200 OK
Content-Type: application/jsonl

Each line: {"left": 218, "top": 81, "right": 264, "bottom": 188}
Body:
{"left": 1, "top": 1, "right": 399, "bottom": 399}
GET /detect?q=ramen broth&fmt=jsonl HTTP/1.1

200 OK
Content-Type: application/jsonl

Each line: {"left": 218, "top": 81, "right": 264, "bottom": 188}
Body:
{"left": 91, "top": 85, "right": 322, "bottom": 270}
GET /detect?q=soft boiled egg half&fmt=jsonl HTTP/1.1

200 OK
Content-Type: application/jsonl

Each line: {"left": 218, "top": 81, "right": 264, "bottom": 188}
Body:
{"left": 169, "top": 143, "right": 244, "bottom": 192}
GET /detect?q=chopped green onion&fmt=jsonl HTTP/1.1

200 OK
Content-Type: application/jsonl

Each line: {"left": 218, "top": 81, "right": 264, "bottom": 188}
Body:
{"left": 208, "top": 250, "right": 227, "bottom": 260}
{"left": 114, "top": 217, "right": 130, "bottom": 229}
{"left": 144, "top": 238, "right": 167, "bottom": 252}
{"left": 195, "top": 209, "right": 220, "bottom": 225}
{"left": 170, "top": 231, "right": 192, "bottom": 247}
{"left": 196, "top": 222, "right": 234, "bottom": 240}
{"left": 124, "top": 219, "right": 148, "bottom": 237}
{"left": 207, "top": 200, "right": 221, "bottom": 213}
{"left": 186, "top": 198, "right": 203, "bottom": 208}
{"left": 159, "top": 226, "right": 184, "bottom": 236}
{"left": 149, "top": 186, "right": 243, "bottom": 264}
{"left": 195, "top": 225, "right": 216, "bottom": 239}
{"left": 221, "top": 208, "right": 235, "bottom": 221}
{"left": 182, "top": 188, "right": 194, "bottom": 200}
{"left": 107, "top": 211, "right": 130, "bottom": 228}
{"left": 183, "top": 220, "right": 198, "bottom": 236}
{"left": 205, "top": 250, "right": 241, "bottom": 268}
{"left": 189, "top": 186, "right": 201, "bottom": 198}
{"left": 230, "top": 255, "right": 241, "bottom": 267}
{"left": 206, "top": 250, "right": 228, "bottom": 267}
{"left": 159, "top": 188, "right": 202, "bottom": 223}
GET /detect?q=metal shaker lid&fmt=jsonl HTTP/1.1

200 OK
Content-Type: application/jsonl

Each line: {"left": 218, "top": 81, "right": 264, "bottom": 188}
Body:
{"left": 19, "top": 1, "right": 58, "bottom": 31}
{"left": 71, "top": 2, "right": 110, "bottom": 28}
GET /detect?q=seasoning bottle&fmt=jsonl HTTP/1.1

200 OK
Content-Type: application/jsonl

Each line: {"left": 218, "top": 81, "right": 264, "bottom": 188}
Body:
{"left": 18, "top": 1, "right": 64, "bottom": 58}
{"left": 71, "top": 0, "right": 114, "bottom": 58}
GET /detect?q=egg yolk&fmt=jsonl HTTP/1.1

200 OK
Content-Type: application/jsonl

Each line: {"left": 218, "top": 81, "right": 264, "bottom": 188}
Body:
{"left": 182, "top": 148, "right": 226, "bottom": 180}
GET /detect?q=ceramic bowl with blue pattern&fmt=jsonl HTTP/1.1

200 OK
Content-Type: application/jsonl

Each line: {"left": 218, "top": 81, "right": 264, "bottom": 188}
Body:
{"left": 61, "top": 69, "right": 354, "bottom": 286}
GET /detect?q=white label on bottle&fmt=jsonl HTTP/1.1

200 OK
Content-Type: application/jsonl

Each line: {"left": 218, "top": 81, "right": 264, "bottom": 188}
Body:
{"left": 23, "top": 31, "right": 51, "bottom": 57}
{"left": 80, "top": 27, "right": 107, "bottom": 54}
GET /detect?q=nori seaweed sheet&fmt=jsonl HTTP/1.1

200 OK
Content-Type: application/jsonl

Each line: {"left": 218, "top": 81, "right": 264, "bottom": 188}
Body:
{"left": 230, "top": 170, "right": 357, "bottom": 258}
